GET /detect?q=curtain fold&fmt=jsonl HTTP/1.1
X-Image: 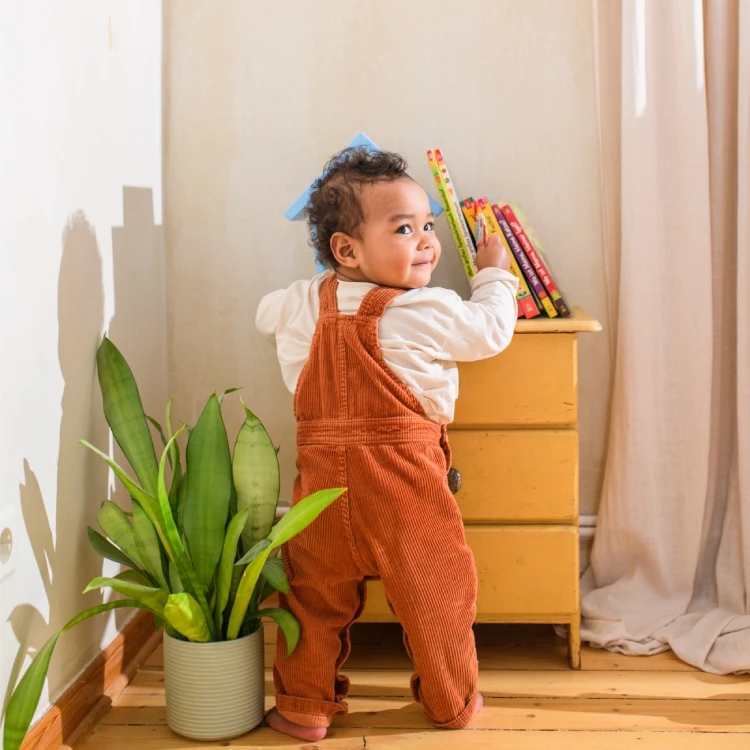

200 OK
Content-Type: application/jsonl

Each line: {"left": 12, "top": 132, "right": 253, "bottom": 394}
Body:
{"left": 582, "top": 0, "right": 750, "bottom": 674}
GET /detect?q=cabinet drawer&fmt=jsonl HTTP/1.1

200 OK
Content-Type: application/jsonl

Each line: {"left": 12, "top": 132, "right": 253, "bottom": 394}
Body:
{"left": 360, "top": 525, "right": 579, "bottom": 622}
{"left": 453, "top": 334, "right": 578, "bottom": 427}
{"left": 448, "top": 429, "right": 578, "bottom": 522}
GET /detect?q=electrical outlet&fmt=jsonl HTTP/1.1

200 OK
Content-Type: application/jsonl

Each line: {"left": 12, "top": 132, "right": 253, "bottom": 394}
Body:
{"left": 0, "top": 504, "right": 18, "bottom": 582}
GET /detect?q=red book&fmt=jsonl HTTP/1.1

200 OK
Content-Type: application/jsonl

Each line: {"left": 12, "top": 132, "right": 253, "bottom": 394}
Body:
{"left": 500, "top": 203, "right": 572, "bottom": 318}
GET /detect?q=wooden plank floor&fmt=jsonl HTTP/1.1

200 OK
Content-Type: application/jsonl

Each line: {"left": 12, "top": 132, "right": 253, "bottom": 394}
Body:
{"left": 79, "top": 623, "right": 750, "bottom": 749}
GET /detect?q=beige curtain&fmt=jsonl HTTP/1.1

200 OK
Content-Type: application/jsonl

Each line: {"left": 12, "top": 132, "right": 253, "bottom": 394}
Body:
{"left": 581, "top": 0, "right": 750, "bottom": 674}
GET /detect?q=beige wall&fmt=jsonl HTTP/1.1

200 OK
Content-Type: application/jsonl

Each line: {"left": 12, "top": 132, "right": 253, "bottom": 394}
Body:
{"left": 0, "top": 1, "right": 165, "bottom": 723}
{"left": 164, "top": 0, "right": 611, "bottom": 515}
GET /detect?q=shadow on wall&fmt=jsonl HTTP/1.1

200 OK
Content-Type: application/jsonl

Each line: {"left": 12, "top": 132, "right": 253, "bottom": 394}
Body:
{"left": 4, "top": 189, "right": 167, "bottom": 727}
{"left": 5, "top": 212, "right": 109, "bottom": 724}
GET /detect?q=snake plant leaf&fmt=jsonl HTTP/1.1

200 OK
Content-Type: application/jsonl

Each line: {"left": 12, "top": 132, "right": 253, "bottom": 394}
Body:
{"left": 267, "top": 488, "right": 345, "bottom": 550}
{"left": 79, "top": 441, "right": 169, "bottom": 550}
{"left": 165, "top": 397, "right": 181, "bottom": 513}
{"left": 168, "top": 561, "right": 184, "bottom": 593}
{"left": 164, "top": 593, "right": 212, "bottom": 643}
{"left": 156, "top": 431, "right": 216, "bottom": 639}
{"left": 86, "top": 528, "right": 141, "bottom": 570}
{"left": 217, "top": 387, "right": 242, "bottom": 408}
{"left": 226, "top": 546, "right": 274, "bottom": 640}
{"left": 234, "top": 538, "right": 271, "bottom": 568}
{"left": 97, "top": 500, "right": 143, "bottom": 567}
{"left": 183, "top": 394, "right": 232, "bottom": 590}
{"left": 96, "top": 336, "right": 159, "bottom": 497}
{"left": 233, "top": 402, "right": 280, "bottom": 552}
{"left": 131, "top": 503, "right": 168, "bottom": 590}
{"left": 256, "top": 578, "right": 277, "bottom": 606}
{"left": 84, "top": 576, "right": 168, "bottom": 615}
{"left": 146, "top": 415, "right": 168, "bottom": 450}
{"left": 258, "top": 607, "right": 300, "bottom": 657}
{"left": 115, "top": 569, "right": 151, "bottom": 586}
{"left": 176, "top": 472, "right": 187, "bottom": 534}
{"left": 215, "top": 508, "right": 250, "bottom": 635}
{"left": 260, "top": 555, "right": 289, "bottom": 594}
{"left": 3, "top": 599, "right": 138, "bottom": 750}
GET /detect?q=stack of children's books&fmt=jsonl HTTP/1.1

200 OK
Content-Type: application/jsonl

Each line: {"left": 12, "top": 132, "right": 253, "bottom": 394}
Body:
{"left": 426, "top": 149, "right": 571, "bottom": 319}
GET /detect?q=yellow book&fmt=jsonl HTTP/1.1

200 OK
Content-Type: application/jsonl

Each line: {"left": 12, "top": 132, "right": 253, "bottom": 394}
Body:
{"left": 460, "top": 198, "right": 540, "bottom": 319}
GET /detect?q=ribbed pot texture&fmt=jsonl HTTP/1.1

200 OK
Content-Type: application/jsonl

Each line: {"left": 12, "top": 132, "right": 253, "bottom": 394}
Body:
{"left": 163, "top": 626, "right": 265, "bottom": 741}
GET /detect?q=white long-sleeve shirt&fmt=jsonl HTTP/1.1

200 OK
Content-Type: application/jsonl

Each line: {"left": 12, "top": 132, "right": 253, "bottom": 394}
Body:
{"left": 256, "top": 268, "right": 519, "bottom": 424}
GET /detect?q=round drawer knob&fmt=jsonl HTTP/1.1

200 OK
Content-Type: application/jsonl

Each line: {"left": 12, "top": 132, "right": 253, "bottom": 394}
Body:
{"left": 447, "top": 467, "right": 462, "bottom": 494}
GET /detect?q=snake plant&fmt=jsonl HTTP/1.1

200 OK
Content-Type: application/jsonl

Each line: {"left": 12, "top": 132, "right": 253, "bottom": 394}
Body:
{"left": 3, "top": 336, "right": 344, "bottom": 750}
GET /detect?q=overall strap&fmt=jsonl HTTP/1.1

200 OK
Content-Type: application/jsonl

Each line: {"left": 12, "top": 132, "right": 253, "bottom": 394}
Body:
{"left": 357, "top": 285, "right": 405, "bottom": 319}
{"left": 318, "top": 274, "right": 339, "bottom": 315}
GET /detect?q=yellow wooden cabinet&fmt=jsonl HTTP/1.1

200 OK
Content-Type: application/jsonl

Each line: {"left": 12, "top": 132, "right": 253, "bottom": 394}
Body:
{"left": 360, "top": 307, "right": 601, "bottom": 669}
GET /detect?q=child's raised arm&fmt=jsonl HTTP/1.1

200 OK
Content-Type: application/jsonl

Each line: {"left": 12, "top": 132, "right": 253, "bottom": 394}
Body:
{"left": 439, "top": 267, "right": 519, "bottom": 362}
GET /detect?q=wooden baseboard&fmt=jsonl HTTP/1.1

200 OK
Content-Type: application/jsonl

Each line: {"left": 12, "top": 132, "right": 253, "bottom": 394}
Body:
{"left": 20, "top": 610, "right": 161, "bottom": 750}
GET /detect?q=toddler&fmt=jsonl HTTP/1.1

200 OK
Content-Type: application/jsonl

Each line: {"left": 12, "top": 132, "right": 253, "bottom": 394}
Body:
{"left": 256, "top": 147, "right": 518, "bottom": 741}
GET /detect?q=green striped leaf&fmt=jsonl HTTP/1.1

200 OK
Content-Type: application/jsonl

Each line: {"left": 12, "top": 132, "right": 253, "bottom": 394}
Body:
{"left": 258, "top": 607, "right": 300, "bottom": 657}
{"left": 86, "top": 528, "right": 141, "bottom": 570}
{"left": 97, "top": 500, "right": 143, "bottom": 568}
{"left": 233, "top": 402, "right": 280, "bottom": 552}
{"left": 260, "top": 555, "right": 289, "bottom": 594}
{"left": 183, "top": 394, "right": 232, "bottom": 589}
{"left": 84, "top": 576, "right": 168, "bottom": 615}
{"left": 3, "top": 600, "right": 138, "bottom": 750}
{"left": 164, "top": 593, "right": 211, "bottom": 643}
{"left": 156, "top": 431, "right": 216, "bottom": 639}
{"left": 96, "top": 336, "right": 158, "bottom": 496}
{"left": 215, "top": 509, "right": 249, "bottom": 636}
{"left": 267, "top": 488, "right": 345, "bottom": 549}
{"left": 132, "top": 503, "right": 168, "bottom": 590}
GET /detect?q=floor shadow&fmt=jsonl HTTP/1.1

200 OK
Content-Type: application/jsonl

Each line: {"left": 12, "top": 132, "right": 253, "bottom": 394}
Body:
{"left": 4, "top": 212, "right": 110, "bottom": 728}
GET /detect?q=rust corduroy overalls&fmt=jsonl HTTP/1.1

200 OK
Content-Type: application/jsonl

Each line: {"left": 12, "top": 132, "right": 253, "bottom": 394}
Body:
{"left": 273, "top": 275, "right": 479, "bottom": 729}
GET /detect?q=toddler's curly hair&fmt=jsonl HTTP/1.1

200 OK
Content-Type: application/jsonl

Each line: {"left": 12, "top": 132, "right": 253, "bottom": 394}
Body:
{"left": 306, "top": 146, "right": 409, "bottom": 268}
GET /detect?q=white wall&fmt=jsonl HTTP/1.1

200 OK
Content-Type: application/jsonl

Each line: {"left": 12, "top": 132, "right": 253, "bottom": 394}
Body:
{"left": 164, "top": 0, "right": 611, "bottom": 516}
{"left": 0, "top": 0, "right": 165, "bottom": 724}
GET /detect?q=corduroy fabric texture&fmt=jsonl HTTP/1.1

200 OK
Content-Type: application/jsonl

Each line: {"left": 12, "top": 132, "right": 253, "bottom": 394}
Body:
{"left": 273, "top": 275, "right": 479, "bottom": 730}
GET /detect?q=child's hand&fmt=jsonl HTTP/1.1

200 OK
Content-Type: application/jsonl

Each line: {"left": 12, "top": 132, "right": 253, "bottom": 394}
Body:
{"left": 476, "top": 234, "right": 511, "bottom": 272}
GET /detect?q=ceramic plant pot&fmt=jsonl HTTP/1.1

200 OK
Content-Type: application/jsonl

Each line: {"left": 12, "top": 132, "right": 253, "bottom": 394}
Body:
{"left": 163, "top": 626, "right": 265, "bottom": 741}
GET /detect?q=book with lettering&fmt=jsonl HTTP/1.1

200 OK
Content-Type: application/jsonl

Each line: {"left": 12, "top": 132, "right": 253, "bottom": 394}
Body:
{"left": 492, "top": 203, "right": 558, "bottom": 317}
{"left": 500, "top": 203, "right": 571, "bottom": 317}
{"left": 460, "top": 197, "right": 540, "bottom": 319}
{"left": 426, "top": 150, "right": 476, "bottom": 280}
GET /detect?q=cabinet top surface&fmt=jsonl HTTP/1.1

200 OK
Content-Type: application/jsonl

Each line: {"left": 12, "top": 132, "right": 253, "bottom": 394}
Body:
{"left": 514, "top": 306, "right": 602, "bottom": 334}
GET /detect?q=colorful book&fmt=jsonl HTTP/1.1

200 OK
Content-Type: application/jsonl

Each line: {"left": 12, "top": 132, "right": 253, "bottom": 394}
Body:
{"left": 460, "top": 197, "right": 539, "bottom": 319}
{"left": 433, "top": 149, "right": 478, "bottom": 270}
{"left": 500, "top": 203, "right": 571, "bottom": 317}
{"left": 426, "top": 150, "right": 476, "bottom": 280}
{"left": 476, "top": 198, "right": 540, "bottom": 319}
{"left": 492, "top": 203, "right": 558, "bottom": 317}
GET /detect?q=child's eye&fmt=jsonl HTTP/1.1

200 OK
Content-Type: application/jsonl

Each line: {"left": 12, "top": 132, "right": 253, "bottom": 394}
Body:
{"left": 396, "top": 225, "right": 412, "bottom": 235}
{"left": 424, "top": 222, "right": 434, "bottom": 231}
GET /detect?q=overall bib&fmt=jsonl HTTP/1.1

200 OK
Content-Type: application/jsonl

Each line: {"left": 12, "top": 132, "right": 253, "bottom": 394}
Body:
{"left": 273, "top": 275, "right": 479, "bottom": 729}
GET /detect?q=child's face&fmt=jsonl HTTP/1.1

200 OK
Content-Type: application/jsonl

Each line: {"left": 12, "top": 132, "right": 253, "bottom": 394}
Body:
{"left": 331, "top": 177, "right": 441, "bottom": 289}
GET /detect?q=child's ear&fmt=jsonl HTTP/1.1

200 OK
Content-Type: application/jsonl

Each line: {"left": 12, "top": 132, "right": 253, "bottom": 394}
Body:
{"left": 330, "top": 232, "right": 360, "bottom": 268}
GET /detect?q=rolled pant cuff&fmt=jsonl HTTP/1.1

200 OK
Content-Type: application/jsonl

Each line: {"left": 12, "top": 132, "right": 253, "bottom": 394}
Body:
{"left": 275, "top": 694, "right": 346, "bottom": 729}
{"left": 429, "top": 693, "right": 478, "bottom": 730}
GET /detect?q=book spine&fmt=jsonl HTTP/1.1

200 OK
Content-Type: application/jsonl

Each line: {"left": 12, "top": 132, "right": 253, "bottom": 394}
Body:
{"left": 509, "top": 202, "right": 572, "bottom": 318}
{"left": 500, "top": 203, "right": 571, "bottom": 317}
{"left": 426, "top": 151, "right": 476, "bottom": 280}
{"left": 461, "top": 199, "right": 525, "bottom": 318}
{"left": 476, "top": 198, "right": 540, "bottom": 319}
{"left": 492, "top": 203, "right": 558, "bottom": 317}
{"left": 433, "top": 149, "right": 478, "bottom": 267}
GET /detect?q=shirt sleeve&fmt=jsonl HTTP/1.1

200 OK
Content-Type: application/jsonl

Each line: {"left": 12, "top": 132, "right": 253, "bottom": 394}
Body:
{"left": 255, "top": 288, "right": 287, "bottom": 345}
{"left": 439, "top": 267, "right": 519, "bottom": 362}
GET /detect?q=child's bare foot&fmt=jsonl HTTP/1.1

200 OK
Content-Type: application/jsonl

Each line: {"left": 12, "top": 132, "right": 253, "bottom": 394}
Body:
{"left": 472, "top": 692, "right": 484, "bottom": 717}
{"left": 265, "top": 708, "right": 327, "bottom": 742}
